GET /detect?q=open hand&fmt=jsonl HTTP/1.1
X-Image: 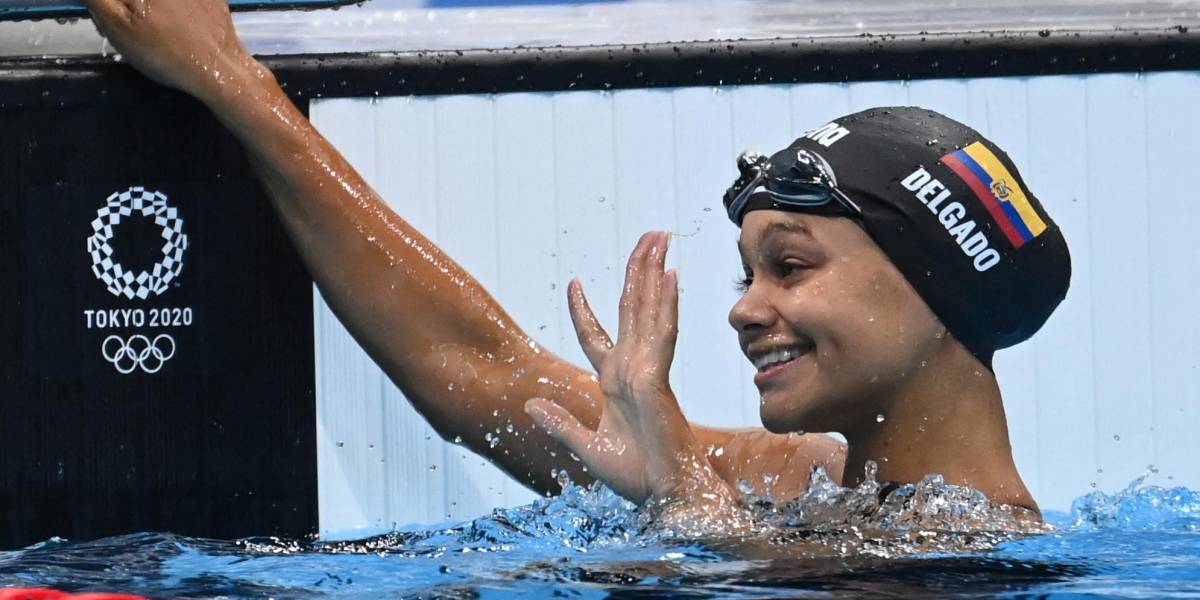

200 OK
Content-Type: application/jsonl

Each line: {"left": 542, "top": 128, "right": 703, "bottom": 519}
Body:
{"left": 525, "top": 231, "right": 739, "bottom": 514}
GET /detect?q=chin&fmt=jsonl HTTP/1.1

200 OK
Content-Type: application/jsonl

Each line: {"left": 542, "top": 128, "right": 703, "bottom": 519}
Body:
{"left": 759, "top": 391, "right": 822, "bottom": 434}
{"left": 763, "top": 386, "right": 840, "bottom": 434}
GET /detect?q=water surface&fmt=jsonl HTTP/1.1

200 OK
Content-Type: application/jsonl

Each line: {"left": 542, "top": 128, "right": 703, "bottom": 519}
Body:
{"left": 1, "top": 471, "right": 1196, "bottom": 598}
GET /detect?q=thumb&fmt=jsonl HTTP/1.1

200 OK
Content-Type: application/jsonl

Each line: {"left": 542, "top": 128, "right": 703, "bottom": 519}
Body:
{"left": 524, "top": 397, "right": 599, "bottom": 462}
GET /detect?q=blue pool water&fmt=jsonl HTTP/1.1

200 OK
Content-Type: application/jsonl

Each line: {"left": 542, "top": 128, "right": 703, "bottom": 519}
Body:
{"left": 1, "top": 471, "right": 1197, "bottom": 599}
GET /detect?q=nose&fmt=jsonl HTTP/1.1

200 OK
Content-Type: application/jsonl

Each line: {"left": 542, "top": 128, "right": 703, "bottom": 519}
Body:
{"left": 728, "top": 281, "right": 777, "bottom": 334}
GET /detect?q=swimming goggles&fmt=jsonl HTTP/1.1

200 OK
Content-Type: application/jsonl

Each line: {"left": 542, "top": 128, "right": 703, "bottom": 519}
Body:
{"left": 723, "top": 148, "right": 862, "bottom": 225}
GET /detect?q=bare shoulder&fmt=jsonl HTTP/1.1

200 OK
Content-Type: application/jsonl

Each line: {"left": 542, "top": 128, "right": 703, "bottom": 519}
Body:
{"left": 693, "top": 426, "right": 847, "bottom": 498}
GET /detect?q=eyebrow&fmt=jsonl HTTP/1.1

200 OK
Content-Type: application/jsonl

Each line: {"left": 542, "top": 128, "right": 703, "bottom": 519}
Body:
{"left": 737, "top": 219, "right": 815, "bottom": 258}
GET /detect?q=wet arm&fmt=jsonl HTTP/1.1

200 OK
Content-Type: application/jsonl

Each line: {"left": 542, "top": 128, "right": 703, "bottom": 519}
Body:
{"left": 220, "top": 67, "right": 847, "bottom": 496}
{"left": 85, "top": 0, "right": 845, "bottom": 499}
{"left": 190, "top": 60, "right": 607, "bottom": 491}
{"left": 206, "top": 64, "right": 848, "bottom": 496}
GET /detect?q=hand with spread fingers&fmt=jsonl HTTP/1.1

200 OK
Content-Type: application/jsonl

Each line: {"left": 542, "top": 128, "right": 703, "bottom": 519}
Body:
{"left": 83, "top": 0, "right": 268, "bottom": 103}
{"left": 525, "top": 231, "right": 747, "bottom": 528}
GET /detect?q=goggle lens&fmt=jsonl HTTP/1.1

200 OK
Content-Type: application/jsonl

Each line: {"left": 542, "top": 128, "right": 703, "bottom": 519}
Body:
{"left": 723, "top": 148, "right": 861, "bottom": 225}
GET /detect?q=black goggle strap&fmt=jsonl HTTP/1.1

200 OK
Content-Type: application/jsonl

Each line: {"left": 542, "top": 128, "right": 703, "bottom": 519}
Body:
{"left": 724, "top": 171, "right": 764, "bottom": 224}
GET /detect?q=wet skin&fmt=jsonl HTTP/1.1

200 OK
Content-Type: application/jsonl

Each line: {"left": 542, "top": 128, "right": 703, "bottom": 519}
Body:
{"left": 733, "top": 211, "right": 1036, "bottom": 512}
{"left": 82, "top": 0, "right": 843, "bottom": 502}
{"left": 82, "top": 0, "right": 1035, "bottom": 517}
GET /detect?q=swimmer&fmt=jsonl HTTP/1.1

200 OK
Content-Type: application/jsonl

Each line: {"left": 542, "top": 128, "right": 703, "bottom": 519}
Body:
{"left": 83, "top": 0, "right": 1068, "bottom": 523}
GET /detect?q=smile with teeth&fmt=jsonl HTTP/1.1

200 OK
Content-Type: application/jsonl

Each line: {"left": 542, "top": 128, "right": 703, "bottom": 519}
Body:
{"left": 751, "top": 344, "right": 812, "bottom": 372}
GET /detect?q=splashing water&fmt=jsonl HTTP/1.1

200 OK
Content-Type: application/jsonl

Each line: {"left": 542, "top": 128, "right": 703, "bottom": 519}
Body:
{"left": 0, "top": 471, "right": 1197, "bottom": 598}
{"left": 728, "top": 462, "right": 1049, "bottom": 558}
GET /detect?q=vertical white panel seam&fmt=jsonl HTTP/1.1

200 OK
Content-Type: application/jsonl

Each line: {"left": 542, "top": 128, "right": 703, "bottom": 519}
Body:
{"left": 487, "top": 94, "right": 510, "bottom": 504}
{"left": 668, "top": 91, "right": 687, "bottom": 399}
{"left": 431, "top": 97, "right": 451, "bottom": 520}
{"left": 1083, "top": 79, "right": 1102, "bottom": 478}
{"left": 787, "top": 84, "right": 797, "bottom": 137}
{"left": 369, "top": 100, "right": 393, "bottom": 529}
{"left": 610, "top": 92, "right": 624, "bottom": 271}
{"left": 1022, "top": 79, "right": 1044, "bottom": 498}
{"left": 1139, "top": 75, "right": 1159, "bottom": 471}
{"left": 551, "top": 95, "right": 565, "bottom": 353}
{"left": 723, "top": 89, "right": 742, "bottom": 425}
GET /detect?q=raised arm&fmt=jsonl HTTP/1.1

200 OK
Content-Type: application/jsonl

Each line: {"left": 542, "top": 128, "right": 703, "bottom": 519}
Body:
{"left": 82, "top": 0, "right": 845, "bottom": 496}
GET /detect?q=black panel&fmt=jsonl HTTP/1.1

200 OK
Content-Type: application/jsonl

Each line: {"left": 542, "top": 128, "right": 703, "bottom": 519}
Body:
{"left": 271, "top": 29, "right": 1200, "bottom": 97}
{"left": 1, "top": 29, "right": 1197, "bottom": 104}
{"left": 0, "top": 89, "right": 317, "bottom": 549}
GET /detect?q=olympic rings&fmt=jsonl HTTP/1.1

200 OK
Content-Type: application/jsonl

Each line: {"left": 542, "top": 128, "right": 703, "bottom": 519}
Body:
{"left": 101, "top": 334, "right": 176, "bottom": 375}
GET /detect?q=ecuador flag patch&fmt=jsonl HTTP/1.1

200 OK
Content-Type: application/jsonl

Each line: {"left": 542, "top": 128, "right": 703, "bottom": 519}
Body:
{"left": 940, "top": 142, "right": 1047, "bottom": 248}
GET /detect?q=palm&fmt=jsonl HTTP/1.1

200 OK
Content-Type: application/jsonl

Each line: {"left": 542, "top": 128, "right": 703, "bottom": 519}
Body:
{"left": 585, "top": 404, "right": 652, "bottom": 501}
{"left": 525, "top": 231, "right": 712, "bottom": 505}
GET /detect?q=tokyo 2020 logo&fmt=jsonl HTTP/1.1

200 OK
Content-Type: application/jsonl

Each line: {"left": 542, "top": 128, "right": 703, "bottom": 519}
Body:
{"left": 86, "top": 186, "right": 188, "bottom": 300}
{"left": 85, "top": 186, "right": 191, "bottom": 375}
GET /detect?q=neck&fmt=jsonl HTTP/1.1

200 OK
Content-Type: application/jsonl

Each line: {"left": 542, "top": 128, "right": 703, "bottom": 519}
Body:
{"left": 839, "top": 347, "right": 1038, "bottom": 512}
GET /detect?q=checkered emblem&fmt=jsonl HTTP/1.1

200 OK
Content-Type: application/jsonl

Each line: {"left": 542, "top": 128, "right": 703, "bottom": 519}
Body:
{"left": 86, "top": 187, "right": 189, "bottom": 300}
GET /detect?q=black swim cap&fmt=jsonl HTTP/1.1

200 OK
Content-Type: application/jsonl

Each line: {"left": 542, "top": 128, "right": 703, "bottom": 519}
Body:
{"left": 726, "top": 106, "right": 1071, "bottom": 366}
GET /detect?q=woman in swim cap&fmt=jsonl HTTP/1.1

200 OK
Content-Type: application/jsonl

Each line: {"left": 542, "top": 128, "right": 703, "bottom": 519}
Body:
{"left": 527, "top": 110, "right": 1069, "bottom": 522}
{"left": 82, "top": 0, "right": 1067, "bottom": 522}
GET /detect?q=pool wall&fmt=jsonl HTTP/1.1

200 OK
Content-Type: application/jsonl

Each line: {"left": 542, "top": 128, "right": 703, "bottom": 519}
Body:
{"left": 2, "top": 9, "right": 1199, "bottom": 544}
{"left": 304, "top": 54, "right": 1200, "bottom": 535}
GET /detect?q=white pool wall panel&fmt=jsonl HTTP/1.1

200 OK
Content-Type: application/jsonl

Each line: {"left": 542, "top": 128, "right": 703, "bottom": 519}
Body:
{"left": 310, "top": 71, "right": 1200, "bottom": 535}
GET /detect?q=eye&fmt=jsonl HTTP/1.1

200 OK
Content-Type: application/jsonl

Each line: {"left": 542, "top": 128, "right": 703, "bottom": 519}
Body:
{"left": 734, "top": 271, "right": 753, "bottom": 293}
{"left": 779, "top": 259, "right": 812, "bottom": 278}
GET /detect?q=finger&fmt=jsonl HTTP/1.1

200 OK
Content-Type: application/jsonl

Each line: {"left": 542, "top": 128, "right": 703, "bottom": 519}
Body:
{"left": 619, "top": 232, "right": 654, "bottom": 340}
{"left": 657, "top": 268, "right": 680, "bottom": 364}
{"left": 83, "top": 0, "right": 132, "bottom": 29}
{"left": 524, "top": 398, "right": 599, "bottom": 462}
{"left": 638, "top": 232, "right": 669, "bottom": 331}
{"left": 567, "top": 278, "right": 613, "bottom": 371}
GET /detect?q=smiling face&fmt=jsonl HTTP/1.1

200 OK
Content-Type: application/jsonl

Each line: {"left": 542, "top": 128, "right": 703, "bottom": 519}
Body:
{"left": 730, "top": 210, "right": 950, "bottom": 435}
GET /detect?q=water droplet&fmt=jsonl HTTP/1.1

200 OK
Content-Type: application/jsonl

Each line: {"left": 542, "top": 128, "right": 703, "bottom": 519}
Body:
{"left": 876, "top": 414, "right": 886, "bottom": 423}
{"left": 736, "top": 479, "right": 754, "bottom": 494}
{"left": 452, "top": 436, "right": 463, "bottom": 444}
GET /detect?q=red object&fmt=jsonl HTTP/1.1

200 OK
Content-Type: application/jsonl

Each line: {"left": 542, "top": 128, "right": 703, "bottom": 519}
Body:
{"left": 0, "top": 588, "right": 148, "bottom": 600}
